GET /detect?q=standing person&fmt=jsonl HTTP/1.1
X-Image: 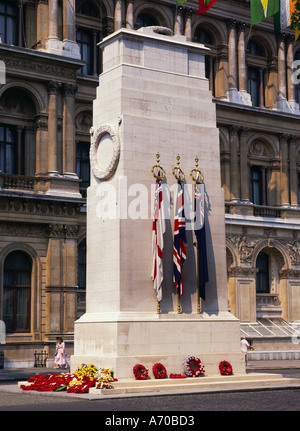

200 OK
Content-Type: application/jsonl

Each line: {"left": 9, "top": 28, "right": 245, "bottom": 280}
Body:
{"left": 55, "top": 337, "right": 66, "bottom": 369}
{"left": 241, "top": 336, "right": 252, "bottom": 366}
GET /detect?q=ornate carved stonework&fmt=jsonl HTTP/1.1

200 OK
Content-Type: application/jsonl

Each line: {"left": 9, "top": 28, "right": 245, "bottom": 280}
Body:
{"left": 90, "top": 124, "right": 120, "bottom": 180}
{"left": 227, "top": 234, "right": 259, "bottom": 262}
{"left": 0, "top": 221, "right": 47, "bottom": 237}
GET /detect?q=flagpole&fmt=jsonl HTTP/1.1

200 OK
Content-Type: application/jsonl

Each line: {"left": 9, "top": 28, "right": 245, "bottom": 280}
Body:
{"left": 190, "top": 156, "right": 204, "bottom": 314}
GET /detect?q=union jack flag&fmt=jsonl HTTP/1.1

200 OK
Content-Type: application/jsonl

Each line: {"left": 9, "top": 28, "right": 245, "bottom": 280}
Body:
{"left": 173, "top": 182, "right": 187, "bottom": 295}
{"left": 151, "top": 180, "right": 165, "bottom": 301}
{"left": 194, "top": 183, "right": 209, "bottom": 300}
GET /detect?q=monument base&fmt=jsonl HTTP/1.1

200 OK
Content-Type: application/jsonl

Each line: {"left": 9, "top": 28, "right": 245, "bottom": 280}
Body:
{"left": 71, "top": 312, "right": 245, "bottom": 378}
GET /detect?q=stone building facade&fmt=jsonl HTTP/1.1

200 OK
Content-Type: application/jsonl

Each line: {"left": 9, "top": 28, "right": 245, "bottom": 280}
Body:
{"left": 0, "top": 0, "right": 300, "bottom": 366}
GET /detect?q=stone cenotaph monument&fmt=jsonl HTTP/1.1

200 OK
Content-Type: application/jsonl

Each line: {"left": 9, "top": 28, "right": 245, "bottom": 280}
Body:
{"left": 71, "top": 27, "right": 245, "bottom": 378}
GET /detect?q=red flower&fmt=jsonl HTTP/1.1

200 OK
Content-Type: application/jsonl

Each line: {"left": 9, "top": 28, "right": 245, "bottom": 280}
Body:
{"left": 219, "top": 360, "right": 233, "bottom": 375}
{"left": 133, "top": 364, "right": 149, "bottom": 380}
{"left": 152, "top": 363, "right": 167, "bottom": 379}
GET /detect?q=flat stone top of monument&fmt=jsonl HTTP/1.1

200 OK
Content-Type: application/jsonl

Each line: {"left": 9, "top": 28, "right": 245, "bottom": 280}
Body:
{"left": 99, "top": 27, "right": 209, "bottom": 52}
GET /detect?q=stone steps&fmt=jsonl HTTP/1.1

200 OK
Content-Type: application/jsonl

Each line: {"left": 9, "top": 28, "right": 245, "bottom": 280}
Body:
{"left": 88, "top": 373, "right": 300, "bottom": 395}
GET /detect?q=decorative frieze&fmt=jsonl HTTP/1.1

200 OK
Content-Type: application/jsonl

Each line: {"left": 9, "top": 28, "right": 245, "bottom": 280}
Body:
{"left": 0, "top": 197, "right": 81, "bottom": 216}
{"left": 227, "top": 234, "right": 259, "bottom": 262}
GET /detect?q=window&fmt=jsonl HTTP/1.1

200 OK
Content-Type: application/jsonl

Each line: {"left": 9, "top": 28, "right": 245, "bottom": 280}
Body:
{"left": 248, "top": 67, "right": 260, "bottom": 107}
{"left": 76, "top": 141, "right": 90, "bottom": 195}
{"left": 256, "top": 252, "right": 269, "bottom": 293}
{"left": 3, "top": 251, "right": 32, "bottom": 333}
{"left": 247, "top": 40, "right": 263, "bottom": 57}
{"left": 76, "top": 0, "right": 99, "bottom": 17}
{"left": 194, "top": 27, "right": 212, "bottom": 45}
{"left": 194, "top": 27, "right": 214, "bottom": 93}
{"left": 0, "top": 1, "right": 17, "bottom": 45}
{"left": 77, "top": 29, "right": 93, "bottom": 75}
{"left": 136, "top": 13, "right": 158, "bottom": 28}
{"left": 250, "top": 166, "right": 266, "bottom": 205}
{"left": 0, "top": 125, "right": 17, "bottom": 174}
{"left": 78, "top": 241, "right": 86, "bottom": 290}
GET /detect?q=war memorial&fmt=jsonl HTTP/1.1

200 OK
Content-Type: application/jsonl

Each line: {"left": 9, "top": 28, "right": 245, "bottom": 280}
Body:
{"left": 71, "top": 25, "right": 247, "bottom": 379}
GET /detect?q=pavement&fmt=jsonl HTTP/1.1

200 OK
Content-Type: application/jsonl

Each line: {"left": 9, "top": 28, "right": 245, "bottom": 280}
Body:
{"left": 0, "top": 359, "right": 300, "bottom": 383}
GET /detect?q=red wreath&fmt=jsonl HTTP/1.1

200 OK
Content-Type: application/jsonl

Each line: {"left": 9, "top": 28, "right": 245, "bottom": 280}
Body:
{"left": 133, "top": 364, "right": 149, "bottom": 380}
{"left": 219, "top": 360, "right": 233, "bottom": 375}
{"left": 183, "top": 355, "right": 205, "bottom": 377}
{"left": 152, "top": 362, "right": 167, "bottom": 379}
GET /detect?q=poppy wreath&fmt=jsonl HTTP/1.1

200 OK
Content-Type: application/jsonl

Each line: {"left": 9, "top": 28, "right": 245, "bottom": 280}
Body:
{"left": 133, "top": 364, "right": 149, "bottom": 380}
{"left": 182, "top": 355, "right": 205, "bottom": 377}
{"left": 219, "top": 360, "right": 233, "bottom": 375}
{"left": 152, "top": 362, "right": 167, "bottom": 379}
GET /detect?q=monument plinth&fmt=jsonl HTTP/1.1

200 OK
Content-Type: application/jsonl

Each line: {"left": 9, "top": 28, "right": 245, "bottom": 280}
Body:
{"left": 71, "top": 27, "right": 245, "bottom": 378}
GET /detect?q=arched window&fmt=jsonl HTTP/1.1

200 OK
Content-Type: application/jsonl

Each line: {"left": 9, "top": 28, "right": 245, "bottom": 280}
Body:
{"left": 247, "top": 40, "right": 265, "bottom": 107}
{"left": 256, "top": 252, "right": 269, "bottom": 293}
{"left": 76, "top": 0, "right": 99, "bottom": 17}
{"left": 3, "top": 251, "right": 32, "bottom": 333}
{"left": 247, "top": 40, "right": 263, "bottom": 57}
{"left": 250, "top": 165, "right": 266, "bottom": 205}
{"left": 194, "top": 27, "right": 214, "bottom": 94}
{"left": 76, "top": 141, "right": 90, "bottom": 196}
{"left": 0, "top": 125, "right": 17, "bottom": 174}
{"left": 78, "top": 241, "right": 86, "bottom": 290}
{"left": 0, "top": 1, "right": 18, "bottom": 45}
{"left": 194, "top": 27, "right": 212, "bottom": 45}
{"left": 136, "top": 13, "right": 158, "bottom": 28}
{"left": 248, "top": 67, "right": 260, "bottom": 107}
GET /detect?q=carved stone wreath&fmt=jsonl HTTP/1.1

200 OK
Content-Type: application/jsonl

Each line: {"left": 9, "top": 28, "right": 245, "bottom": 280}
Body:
{"left": 90, "top": 124, "right": 120, "bottom": 180}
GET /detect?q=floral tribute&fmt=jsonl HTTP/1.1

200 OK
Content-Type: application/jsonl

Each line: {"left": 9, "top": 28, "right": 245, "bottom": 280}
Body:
{"left": 95, "top": 368, "right": 116, "bottom": 389}
{"left": 152, "top": 362, "right": 167, "bottom": 379}
{"left": 133, "top": 364, "right": 149, "bottom": 380}
{"left": 169, "top": 373, "right": 186, "bottom": 379}
{"left": 182, "top": 355, "right": 205, "bottom": 377}
{"left": 219, "top": 360, "right": 233, "bottom": 376}
{"left": 20, "top": 364, "right": 117, "bottom": 394}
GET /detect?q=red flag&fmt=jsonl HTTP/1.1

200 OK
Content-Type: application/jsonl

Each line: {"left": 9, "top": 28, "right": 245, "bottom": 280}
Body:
{"left": 151, "top": 180, "right": 166, "bottom": 301}
{"left": 198, "top": 0, "right": 218, "bottom": 15}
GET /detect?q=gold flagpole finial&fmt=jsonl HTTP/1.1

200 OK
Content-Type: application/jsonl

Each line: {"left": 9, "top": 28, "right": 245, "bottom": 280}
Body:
{"left": 151, "top": 152, "right": 166, "bottom": 180}
{"left": 190, "top": 156, "right": 204, "bottom": 184}
{"left": 172, "top": 154, "right": 185, "bottom": 181}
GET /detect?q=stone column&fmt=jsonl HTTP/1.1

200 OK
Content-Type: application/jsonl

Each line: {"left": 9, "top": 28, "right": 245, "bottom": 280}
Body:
{"left": 289, "top": 136, "right": 298, "bottom": 206}
{"left": 279, "top": 133, "right": 290, "bottom": 206}
{"left": 114, "top": 0, "right": 123, "bottom": 31}
{"left": 46, "top": 0, "right": 63, "bottom": 54}
{"left": 62, "top": 0, "right": 80, "bottom": 58}
{"left": 17, "top": 1, "right": 24, "bottom": 47}
{"left": 35, "top": 118, "right": 48, "bottom": 177}
{"left": 184, "top": 7, "right": 193, "bottom": 42}
{"left": 62, "top": 83, "right": 78, "bottom": 177}
{"left": 277, "top": 32, "right": 290, "bottom": 112}
{"left": 36, "top": 0, "right": 49, "bottom": 49}
{"left": 47, "top": 81, "right": 59, "bottom": 175}
{"left": 239, "top": 127, "right": 249, "bottom": 202}
{"left": 125, "top": 0, "right": 134, "bottom": 29}
{"left": 237, "top": 22, "right": 246, "bottom": 92}
{"left": 229, "top": 126, "right": 239, "bottom": 201}
{"left": 174, "top": 5, "right": 184, "bottom": 35}
{"left": 227, "top": 19, "right": 238, "bottom": 91}
{"left": 286, "top": 34, "right": 297, "bottom": 109}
